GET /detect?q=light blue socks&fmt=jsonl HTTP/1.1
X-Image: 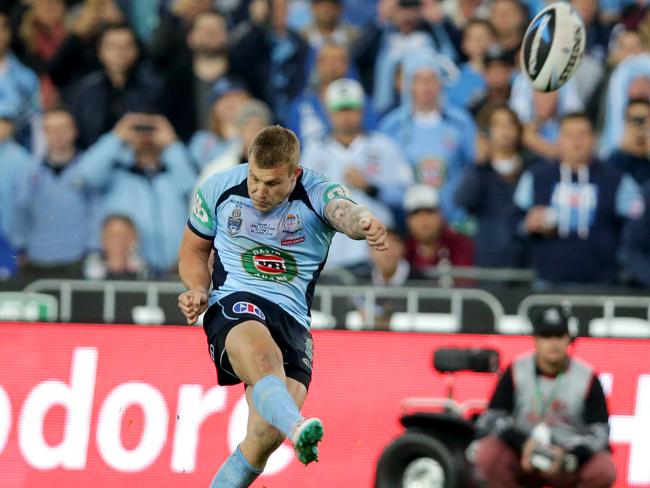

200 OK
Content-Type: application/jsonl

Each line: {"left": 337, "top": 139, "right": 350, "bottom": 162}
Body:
{"left": 209, "top": 376, "right": 302, "bottom": 487}
{"left": 252, "top": 374, "right": 303, "bottom": 438}
{"left": 209, "top": 445, "right": 262, "bottom": 488}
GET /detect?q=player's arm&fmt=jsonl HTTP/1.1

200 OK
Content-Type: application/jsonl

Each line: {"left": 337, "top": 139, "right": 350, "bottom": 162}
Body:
{"left": 324, "top": 198, "right": 388, "bottom": 251}
{"left": 178, "top": 227, "right": 212, "bottom": 324}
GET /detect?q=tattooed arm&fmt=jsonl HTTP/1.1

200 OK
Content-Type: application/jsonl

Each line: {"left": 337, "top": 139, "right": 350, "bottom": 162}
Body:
{"left": 324, "top": 199, "right": 388, "bottom": 250}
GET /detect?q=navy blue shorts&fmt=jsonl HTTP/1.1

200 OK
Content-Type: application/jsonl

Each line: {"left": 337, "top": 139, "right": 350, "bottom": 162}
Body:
{"left": 202, "top": 292, "right": 314, "bottom": 390}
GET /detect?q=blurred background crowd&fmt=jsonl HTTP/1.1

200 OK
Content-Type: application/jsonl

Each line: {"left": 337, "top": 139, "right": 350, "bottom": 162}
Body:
{"left": 0, "top": 0, "right": 649, "bottom": 293}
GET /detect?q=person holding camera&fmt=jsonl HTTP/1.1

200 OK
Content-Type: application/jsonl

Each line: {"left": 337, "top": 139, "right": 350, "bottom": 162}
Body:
{"left": 607, "top": 98, "right": 650, "bottom": 186}
{"left": 473, "top": 307, "right": 616, "bottom": 488}
{"left": 75, "top": 112, "right": 196, "bottom": 275}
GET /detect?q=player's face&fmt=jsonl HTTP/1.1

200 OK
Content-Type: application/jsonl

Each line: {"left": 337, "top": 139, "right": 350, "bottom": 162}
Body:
{"left": 248, "top": 159, "right": 302, "bottom": 212}
{"left": 535, "top": 333, "right": 570, "bottom": 367}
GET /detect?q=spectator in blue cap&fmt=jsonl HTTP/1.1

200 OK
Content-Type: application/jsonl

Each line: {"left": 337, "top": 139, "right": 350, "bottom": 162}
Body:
{"left": 188, "top": 76, "right": 251, "bottom": 170}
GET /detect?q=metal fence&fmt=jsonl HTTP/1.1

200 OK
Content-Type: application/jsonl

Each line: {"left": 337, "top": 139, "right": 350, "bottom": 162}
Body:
{"left": 15, "top": 279, "right": 650, "bottom": 337}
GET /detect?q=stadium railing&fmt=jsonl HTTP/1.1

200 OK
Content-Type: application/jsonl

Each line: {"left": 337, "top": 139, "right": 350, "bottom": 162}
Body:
{"left": 16, "top": 278, "right": 650, "bottom": 337}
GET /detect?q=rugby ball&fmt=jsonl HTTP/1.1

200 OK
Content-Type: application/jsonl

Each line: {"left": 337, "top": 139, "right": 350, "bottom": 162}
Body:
{"left": 521, "top": 2, "right": 586, "bottom": 92}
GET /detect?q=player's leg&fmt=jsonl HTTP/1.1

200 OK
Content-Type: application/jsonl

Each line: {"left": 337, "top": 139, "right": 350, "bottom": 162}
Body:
{"left": 208, "top": 379, "right": 306, "bottom": 488}
{"left": 240, "top": 378, "right": 308, "bottom": 467}
{"left": 225, "top": 320, "right": 323, "bottom": 463}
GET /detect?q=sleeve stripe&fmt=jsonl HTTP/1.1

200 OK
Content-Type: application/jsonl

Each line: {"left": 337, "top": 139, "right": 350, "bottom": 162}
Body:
{"left": 187, "top": 220, "right": 214, "bottom": 240}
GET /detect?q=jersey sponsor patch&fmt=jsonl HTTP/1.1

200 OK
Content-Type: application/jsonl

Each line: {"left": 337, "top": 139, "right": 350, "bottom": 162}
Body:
{"left": 192, "top": 189, "right": 214, "bottom": 228}
{"left": 241, "top": 246, "right": 298, "bottom": 282}
{"left": 323, "top": 183, "right": 353, "bottom": 204}
{"left": 232, "top": 301, "right": 266, "bottom": 320}
{"left": 281, "top": 236, "right": 306, "bottom": 246}
{"left": 227, "top": 208, "right": 242, "bottom": 235}
{"left": 282, "top": 213, "right": 302, "bottom": 233}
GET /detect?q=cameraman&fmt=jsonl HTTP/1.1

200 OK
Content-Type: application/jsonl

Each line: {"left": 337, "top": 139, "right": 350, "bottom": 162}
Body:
{"left": 473, "top": 307, "right": 616, "bottom": 488}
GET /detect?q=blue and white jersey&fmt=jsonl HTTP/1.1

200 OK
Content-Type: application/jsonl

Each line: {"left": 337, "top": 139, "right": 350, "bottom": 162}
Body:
{"left": 188, "top": 164, "right": 349, "bottom": 328}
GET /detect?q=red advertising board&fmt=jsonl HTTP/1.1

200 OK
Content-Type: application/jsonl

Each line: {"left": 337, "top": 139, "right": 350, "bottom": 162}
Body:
{"left": 0, "top": 323, "right": 648, "bottom": 487}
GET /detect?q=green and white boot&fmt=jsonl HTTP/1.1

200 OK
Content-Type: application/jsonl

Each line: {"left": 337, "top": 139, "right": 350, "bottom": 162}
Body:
{"left": 291, "top": 417, "right": 324, "bottom": 465}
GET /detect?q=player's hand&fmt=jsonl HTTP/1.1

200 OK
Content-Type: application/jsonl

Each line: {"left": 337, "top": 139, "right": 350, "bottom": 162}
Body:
{"left": 178, "top": 288, "right": 208, "bottom": 325}
{"left": 360, "top": 216, "right": 388, "bottom": 251}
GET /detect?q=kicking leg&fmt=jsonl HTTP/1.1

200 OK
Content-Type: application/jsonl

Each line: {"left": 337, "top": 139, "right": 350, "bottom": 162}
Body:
{"left": 208, "top": 379, "right": 307, "bottom": 488}
{"left": 226, "top": 320, "right": 323, "bottom": 463}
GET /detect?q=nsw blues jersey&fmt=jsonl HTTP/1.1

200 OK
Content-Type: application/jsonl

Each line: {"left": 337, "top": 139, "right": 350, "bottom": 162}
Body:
{"left": 188, "top": 164, "right": 350, "bottom": 328}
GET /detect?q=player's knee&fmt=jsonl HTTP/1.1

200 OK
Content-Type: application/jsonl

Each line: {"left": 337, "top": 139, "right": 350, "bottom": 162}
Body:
{"left": 250, "top": 348, "right": 283, "bottom": 377}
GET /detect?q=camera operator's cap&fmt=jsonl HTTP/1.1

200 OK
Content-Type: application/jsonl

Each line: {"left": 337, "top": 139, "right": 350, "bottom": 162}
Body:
{"left": 403, "top": 184, "right": 440, "bottom": 213}
{"left": 208, "top": 76, "right": 249, "bottom": 105}
{"left": 325, "top": 78, "right": 365, "bottom": 112}
{"left": 532, "top": 307, "right": 570, "bottom": 337}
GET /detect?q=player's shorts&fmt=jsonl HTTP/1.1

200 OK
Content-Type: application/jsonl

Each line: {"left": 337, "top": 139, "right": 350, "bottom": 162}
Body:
{"left": 202, "top": 291, "right": 314, "bottom": 390}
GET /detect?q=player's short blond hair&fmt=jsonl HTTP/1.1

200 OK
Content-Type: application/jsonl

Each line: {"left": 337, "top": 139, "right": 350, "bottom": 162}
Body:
{"left": 248, "top": 125, "right": 300, "bottom": 172}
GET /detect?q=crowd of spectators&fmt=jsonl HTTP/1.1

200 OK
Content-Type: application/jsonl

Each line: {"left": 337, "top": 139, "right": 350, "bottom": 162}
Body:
{"left": 0, "top": 0, "right": 649, "bottom": 290}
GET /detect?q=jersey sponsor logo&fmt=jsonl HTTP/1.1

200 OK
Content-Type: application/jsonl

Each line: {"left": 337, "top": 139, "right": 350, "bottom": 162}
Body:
{"left": 281, "top": 236, "right": 305, "bottom": 246}
{"left": 241, "top": 246, "right": 298, "bottom": 282}
{"left": 282, "top": 213, "right": 302, "bottom": 233}
{"left": 227, "top": 208, "right": 242, "bottom": 235}
{"left": 323, "top": 184, "right": 353, "bottom": 204}
{"left": 192, "top": 189, "right": 214, "bottom": 228}
{"left": 248, "top": 221, "right": 277, "bottom": 236}
{"left": 232, "top": 301, "right": 266, "bottom": 320}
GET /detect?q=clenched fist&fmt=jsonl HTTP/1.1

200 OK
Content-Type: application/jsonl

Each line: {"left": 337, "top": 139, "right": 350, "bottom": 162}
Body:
{"left": 178, "top": 288, "right": 208, "bottom": 325}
